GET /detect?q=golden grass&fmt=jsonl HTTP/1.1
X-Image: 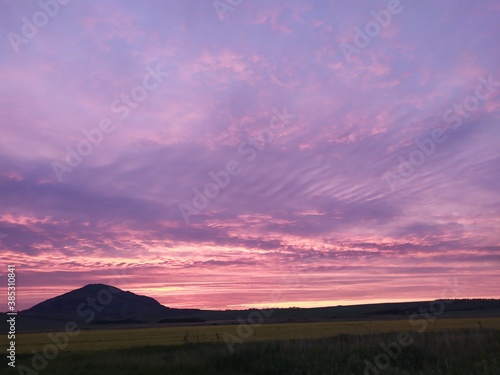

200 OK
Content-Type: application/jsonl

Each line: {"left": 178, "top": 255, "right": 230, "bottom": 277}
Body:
{"left": 13, "top": 317, "right": 500, "bottom": 354}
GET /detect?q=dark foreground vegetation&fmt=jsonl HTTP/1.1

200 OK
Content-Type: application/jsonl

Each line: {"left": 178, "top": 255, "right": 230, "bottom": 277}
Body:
{"left": 4, "top": 328, "right": 499, "bottom": 375}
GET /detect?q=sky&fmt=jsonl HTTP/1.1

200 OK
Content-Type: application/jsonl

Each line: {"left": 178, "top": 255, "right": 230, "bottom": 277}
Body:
{"left": 0, "top": 0, "right": 499, "bottom": 311}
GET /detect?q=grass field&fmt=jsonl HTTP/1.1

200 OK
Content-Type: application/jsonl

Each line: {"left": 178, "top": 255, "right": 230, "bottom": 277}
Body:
{"left": 2, "top": 327, "right": 499, "bottom": 375}
{"left": 8, "top": 316, "right": 500, "bottom": 354}
{"left": 2, "top": 317, "right": 500, "bottom": 374}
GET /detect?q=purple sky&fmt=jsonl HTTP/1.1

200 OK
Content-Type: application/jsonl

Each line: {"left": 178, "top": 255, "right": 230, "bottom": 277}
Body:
{"left": 0, "top": 0, "right": 499, "bottom": 310}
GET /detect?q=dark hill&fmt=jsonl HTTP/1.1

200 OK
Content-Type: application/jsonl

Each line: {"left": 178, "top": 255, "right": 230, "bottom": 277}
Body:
{"left": 24, "top": 284, "right": 171, "bottom": 321}
{"left": 11, "top": 286, "right": 499, "bottom": 333}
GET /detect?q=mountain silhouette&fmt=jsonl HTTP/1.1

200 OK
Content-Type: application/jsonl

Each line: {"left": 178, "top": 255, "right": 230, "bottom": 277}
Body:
{"left": 24, "top": 284, "right": 171, "bottom": 321}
